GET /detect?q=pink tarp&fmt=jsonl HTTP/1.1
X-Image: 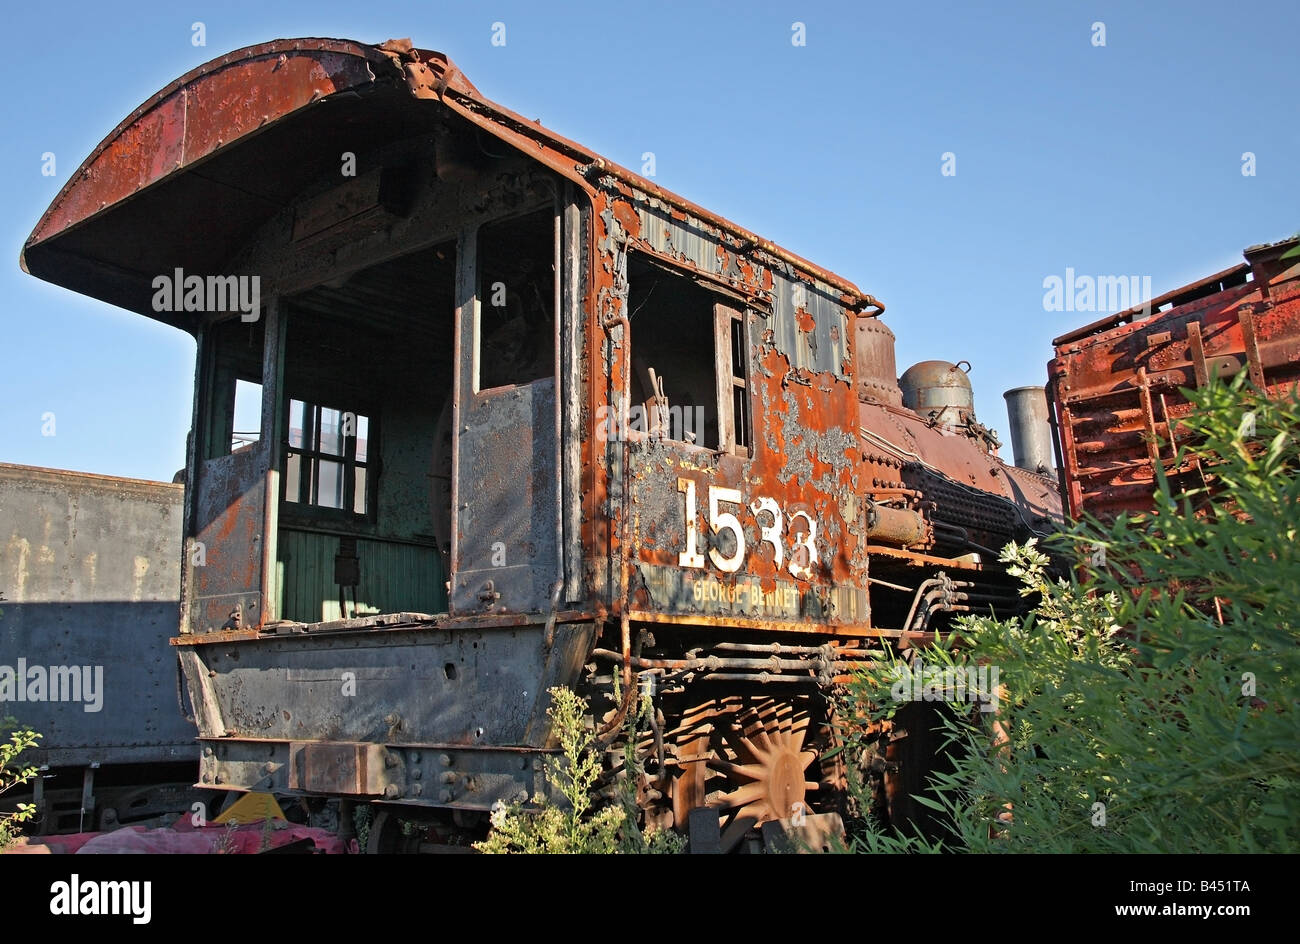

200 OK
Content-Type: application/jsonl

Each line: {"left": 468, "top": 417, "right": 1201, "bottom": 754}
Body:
{"left": 16, "top": 819, "right": 354, "bottom": 854}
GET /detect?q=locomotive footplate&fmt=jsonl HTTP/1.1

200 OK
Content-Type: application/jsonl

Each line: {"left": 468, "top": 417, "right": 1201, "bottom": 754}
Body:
{"left": 176, "top": 616, "right": 598, "bottom": 811}
{"left": 199, "top": 738, "right": 555, "bottom": 811}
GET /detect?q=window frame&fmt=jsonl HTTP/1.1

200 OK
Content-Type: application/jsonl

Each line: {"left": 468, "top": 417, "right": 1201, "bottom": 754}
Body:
{"left": 199, "top": 317, "right": 266, "bottom": 463}
{"left": 281, "top": 397, "right": 375, "bottom": 521}
{"left": 714, "top": 302, "right": 752, "bottom": 458}
{"left": 620, "top": 251, "right": 755, "bottom": 456}
{"left": 472, "top": 203, "right": 560, "bottom": 396}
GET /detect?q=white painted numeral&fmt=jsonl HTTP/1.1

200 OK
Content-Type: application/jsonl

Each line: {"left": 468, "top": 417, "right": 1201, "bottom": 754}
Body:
{"left": 680, "top": 483, "right": 819, "bottom": 579}
{"left": 708, "top": 486, "right": 745, "bottom": 573}
{"left": 677, "top": 478, "right": 705, "bottom": 569}
{"left": 751, "top": 496, "right": 783, "bottom": 570}
{"left": 788, "top": 510, "right": 818, "bottom": 580}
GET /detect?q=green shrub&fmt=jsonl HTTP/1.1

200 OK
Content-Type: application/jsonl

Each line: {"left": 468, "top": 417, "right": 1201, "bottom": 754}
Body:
{"left": 843, "top": 377, "right": 1300, "bottom": 853}
{"left": 1, "top": 718, "right": 42, "bottom": 849}
{"left": 475, "top": 686, "right": 682, "bottom": 854}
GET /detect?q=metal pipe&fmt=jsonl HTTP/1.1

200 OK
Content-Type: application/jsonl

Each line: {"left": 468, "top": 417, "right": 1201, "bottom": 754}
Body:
{"left": 698, "top": 673, "right": 815, "bottom": 684}
{"left": 868, "top": 575, "right": 915, "bottom": 592}
{"left": 596, "top": 613, "right": 634, "bottom": 741}
{"left": 1046, "top": 382, "right": 1071, "bottom": 514}
{"left": 542, "top": 579, "right": 563, "bottom": 648}
{"left": 936, "top": 533, "right": 1000, "bottom": 557}
{"left": 591, "top": 649, "right": 828, "bottom": 672}
{"left": 910, "top": 587, "right": 948, "bottom": 630}
{"left": 866, "top": 487, "right": 924, "bottom": 501}
{"left": 931, "top": 522, "right": 1000, "bottom": 557}
{"left": 1003, "top": 386, "right": 1055, "bottom": 475}
{"left": 864, "top": 500, "right": 929, "bottom": 547}
{"left": 908, "top": 577, "right": 977, "bottom": 630}
{"left": 960, "top": 592, "right": 1019, "bottom": 603}
{"left": 649, "top": 707, "right": 665, "bottom": 772}
{"left": 597, "top": 244, "right": 635, "bottom": 744}
{"left": 932, "top": 522, "right": 969, "bottom": 541}
{"left": 902, "top": 578, "right": 942, "bottom": 633}
{"left": 712, "top": 642, "right": 831, "bottom": 656}
{"left": 918, "top": 604, "right": 972, "bottom": 631}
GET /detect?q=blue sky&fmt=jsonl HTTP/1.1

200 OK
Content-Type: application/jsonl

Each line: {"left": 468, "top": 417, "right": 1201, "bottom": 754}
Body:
{"left": 2, "top": 0, "right": 1295, "bottom": 481}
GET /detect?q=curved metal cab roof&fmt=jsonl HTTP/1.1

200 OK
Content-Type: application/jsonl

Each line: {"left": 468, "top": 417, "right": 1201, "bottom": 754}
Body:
{"left": 21, "top": 37, "right": 875, "bottom": 332}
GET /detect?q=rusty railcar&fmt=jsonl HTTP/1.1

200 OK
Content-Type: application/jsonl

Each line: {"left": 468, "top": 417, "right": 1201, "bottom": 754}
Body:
{"left": 22, "top": 38, "right": 1059, "bottom": 848}
{"left": 1049, "top": 237, "right": 1300, "bottom": 522}
{"left": 0, "top": 464, "right": 207, "bottom": 833}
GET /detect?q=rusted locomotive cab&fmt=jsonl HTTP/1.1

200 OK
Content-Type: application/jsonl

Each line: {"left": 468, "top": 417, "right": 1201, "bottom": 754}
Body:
{"left": 1049, "top": 237, "right": 1300, "bottom": 521}
{"left": 23, "top": 37, "right": 1061, "bottom": 846}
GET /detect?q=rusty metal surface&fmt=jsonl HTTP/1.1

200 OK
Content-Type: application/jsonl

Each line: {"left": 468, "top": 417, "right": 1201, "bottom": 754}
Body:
{"left": 289, "top": 742, "right": 389, "bottom": 795}
{"left": 1050, "top": 237, "right": 1300, "bottom": 521}
{"left": 899, "top": 360, "right": 975, "bottom": 417}
{"left": 175, "top": 620, "right": 595, "bottom": 746}
{"left": 21, "top": 40, "right": 405, "bottom": 329}
{"left": 24, "top": 40, "right": 394, "bottom": 244}
{"left": 855, "top": 317, "right": 903, "bottom": 406}
{"left": 1052, "top": 262, "right": 1252, "bottom": 347}
{"left": 24, "top": 36, "right": 1066, "bottom": 831}
{"left": 452, "top": 368, "right": 560, "bottom": 616}
{"left": 664, "top": 695, "right": 822, "bottom": 848}
{"left": 186, "top": 445, "right": 270, "bottom": 633}
{"left": 202, "top": 737, "right": 553, "bottom": 811}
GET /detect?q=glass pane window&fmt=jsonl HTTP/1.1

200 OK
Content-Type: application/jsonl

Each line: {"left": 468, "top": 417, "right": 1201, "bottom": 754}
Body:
{"left": 315, "top": 459, "right": 344, "bottom": 509}
{"left": 284, "top": 399, "right": 372, "bottom": 516}
{"left": 319, "top": 407, "right": 344, "bottom": 456}
{"left": 353, "top": 466, "right": 368, "bottom": 515}
{"left": 232, "top": 379, "right": 263, "bottom": 452}
{"left": 288, "top": 399, "right": 307, "bottom": 449}
{"left": 355, "top": 415, "right": 369, "bottom": 463}
{"left": 285, "top": 452, "right": 302, "bottom": 504}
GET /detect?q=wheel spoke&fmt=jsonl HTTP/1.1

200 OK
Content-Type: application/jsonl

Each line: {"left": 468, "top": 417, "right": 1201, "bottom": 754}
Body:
{"left": 663, "top": 692, "right": 837, "bottom": 840}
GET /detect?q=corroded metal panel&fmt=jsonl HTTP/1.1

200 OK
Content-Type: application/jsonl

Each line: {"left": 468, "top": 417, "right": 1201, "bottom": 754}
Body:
{"left": 288, "top": 742, "right": 388, "bottom": 796}
{"left": 633, "top": 203, "right": 849, "bottom": 379}
{"left": 451, "top": 216, "right": 561, "bottom": 617}
{"left": 1050, "top": 238, "right": 1300, "bottom": 520}
{"left": 25, "top": 41, "right": 393, "bottom": 249}
{"left": 770, "top": 270, "right": 850, "bottom": 379}
{"left": 621, "top": 430, "right": 868, "bottom": 629}
{"left": 175, "top": 620, "right": 596, "bottom": 748}
{"left": 637, "top": 203, "right": 727, "bottom": 277}
{"left": 0, "top": 464, "right": 194, "bottom": 766}
{"left": 452, "top": 379, "right": 560, "bottom": 615}
{"left": 188, "top": 446, "right": 269, "bottom": 633}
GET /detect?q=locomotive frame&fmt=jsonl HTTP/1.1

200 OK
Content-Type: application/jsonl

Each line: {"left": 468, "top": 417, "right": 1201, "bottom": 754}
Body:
{"left": 21, "top": 38, "right": 1060, "bottom": 848}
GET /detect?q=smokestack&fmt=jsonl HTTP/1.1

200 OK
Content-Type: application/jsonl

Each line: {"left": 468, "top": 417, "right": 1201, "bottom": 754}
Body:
{"left": 1003, "top": 386, "right": 1054, "bottom": 475}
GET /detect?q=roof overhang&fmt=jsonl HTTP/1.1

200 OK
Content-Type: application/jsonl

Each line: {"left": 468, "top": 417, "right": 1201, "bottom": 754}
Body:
{"left": 20, "top": 39, "right": 454, "bottom": 330}
{"left": 21, "top": 37, "right": 876, "bottom": 331}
